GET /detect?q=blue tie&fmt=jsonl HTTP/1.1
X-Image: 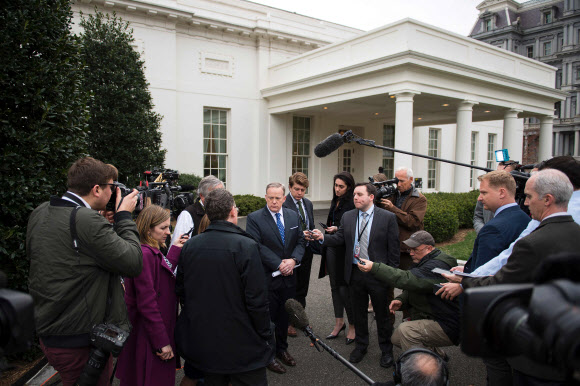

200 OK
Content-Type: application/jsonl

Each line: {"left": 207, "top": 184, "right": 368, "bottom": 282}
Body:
{"left": 276, "top": 212, "right": 285, "bottom": 245}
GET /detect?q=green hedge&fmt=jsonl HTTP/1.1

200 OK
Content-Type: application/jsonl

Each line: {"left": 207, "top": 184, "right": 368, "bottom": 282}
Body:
{"left": 234, "top": 194, "right": 266, "bottom": 216}
{"left": 178, "top": 173, "right": 202, "bottom": 191}
{"left": 423, "top": 190, "right": 479, "bottom": 242}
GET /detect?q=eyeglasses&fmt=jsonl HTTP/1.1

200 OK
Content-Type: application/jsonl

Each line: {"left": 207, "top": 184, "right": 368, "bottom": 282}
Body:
{"left": 99, "top": 183, "right": 117, "bottom": 192}
{"left": 409, "top": 246, "right": 429, "bottom": 254}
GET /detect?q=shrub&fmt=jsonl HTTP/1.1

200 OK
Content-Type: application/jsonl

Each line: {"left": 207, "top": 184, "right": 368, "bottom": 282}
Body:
{"left": 0, "top": 0, "right": 90, "bottom": 291}
{"left": 179, "top": 173, "right": 202, "bottom": 192}
{"left": 424, "top": 199, "right": 459, "bottom": 242}
{"left": 234, "top": 195, "right": 266, "bottom": 216}
{"left": 79, "top": 10, "right": 165, "bottom": 186}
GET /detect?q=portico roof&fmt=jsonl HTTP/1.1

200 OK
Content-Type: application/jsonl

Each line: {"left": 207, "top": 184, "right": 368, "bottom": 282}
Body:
{"left": 261, "top": 18, "right": 566, "bottom": 126}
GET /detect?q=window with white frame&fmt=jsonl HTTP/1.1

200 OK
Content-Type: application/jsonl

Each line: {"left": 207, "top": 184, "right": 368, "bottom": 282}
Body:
{"left": 292, "top": 116, "right": 311, "bottom": 177}
{"left": 543, "top": 11, "right": 553, "bottom": 24}
{"left": 427, "top": 128, "right": 440, "bottom": 190}
{"left": 484, "top": 19, "right": 492, "bottom": 32}
{"left": 203, "top": 108, "right": 228, "bottom": 185}
{"left": 382, "top": 125, "right": 395, "bottom": 178}
{"left": 470, "top": 132, "right": 479, "bottom": 188}
{"left": 487, "top": 134, "right": 496, "bottom": 170}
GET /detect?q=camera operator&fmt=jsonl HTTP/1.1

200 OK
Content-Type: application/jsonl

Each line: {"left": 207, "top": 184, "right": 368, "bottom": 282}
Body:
{"left": 27, "top": 157, "right": 143, "bottom": 386}
{"left": 438, "top": 169, "right": 580, "bottom": 385}
{"left": 377, "top": 167, "right": 427, "bottom": 271}
{"left": 171, "top": 175, "right": 223, "bottom": 244}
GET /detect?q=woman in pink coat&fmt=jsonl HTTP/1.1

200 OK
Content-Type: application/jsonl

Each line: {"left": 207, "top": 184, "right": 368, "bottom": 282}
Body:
{"left": 117, "top": 205, "right": 188, "bottom": 386}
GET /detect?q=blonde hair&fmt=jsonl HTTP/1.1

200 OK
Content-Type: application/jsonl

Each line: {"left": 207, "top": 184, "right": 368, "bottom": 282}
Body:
{"left": 478, "top": 170, "right": 516, "bottom": 197}
{"left": 197, "top": 214, "right": 211, "bottom": 234}
{"left": 135, "top": 204, "right": 170, "bottom": 250}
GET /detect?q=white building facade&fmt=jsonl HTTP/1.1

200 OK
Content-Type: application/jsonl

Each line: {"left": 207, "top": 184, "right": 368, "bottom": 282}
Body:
{"left": 72, "top": 0, "right": 566, "bottom": 204}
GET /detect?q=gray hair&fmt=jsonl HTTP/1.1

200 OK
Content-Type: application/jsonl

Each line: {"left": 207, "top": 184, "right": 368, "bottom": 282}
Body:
{"left": 198, "top": 175, "right": 224, "bottom": 198}
{"left": 396, "top": 167, "right": 414, "bottom": 179}
{"left": 204, "top": 188, "right": 234, "bottom": 221}
{"left": 266, "top": 182, "right": 285, "bottom": 195}
{"left": 532, "top": 169, "right": 573, "bottom": 206}
{"left": 400, "top": 352, "right": 446, "bottom": 386}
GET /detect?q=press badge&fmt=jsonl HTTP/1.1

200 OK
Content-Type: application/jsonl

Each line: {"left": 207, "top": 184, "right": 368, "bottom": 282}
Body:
{"left": 354, "top": 243, "right": 360, "bottom": 258}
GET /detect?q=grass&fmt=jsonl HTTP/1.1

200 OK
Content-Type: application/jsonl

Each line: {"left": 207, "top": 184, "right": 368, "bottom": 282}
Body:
{"left": 439, "top": 230, "right": 476, "bottom": 262}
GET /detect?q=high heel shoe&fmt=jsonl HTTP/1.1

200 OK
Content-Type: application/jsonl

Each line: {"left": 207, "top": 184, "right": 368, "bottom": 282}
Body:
{"left": 326, "top": 324, "right": 346, "bottom": 339}
{"left": 345, "top": 337, "right": 355, "bottom": 345}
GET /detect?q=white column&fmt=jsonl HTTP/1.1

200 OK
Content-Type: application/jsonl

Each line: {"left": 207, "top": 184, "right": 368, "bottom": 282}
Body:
{"left": 538, "top": 116, "right": 554, "bottom": 161}
{"left": 454, "top": 101, "right": 478, "bottom": 192}
{"left": 575, "top": 130, "right": 580, "bottom": 156}
{"left": 392, "top": 91, "right": 419, "bottom": 170}
{"left": 503, "top": 109, "right": 524, "bottom": 162}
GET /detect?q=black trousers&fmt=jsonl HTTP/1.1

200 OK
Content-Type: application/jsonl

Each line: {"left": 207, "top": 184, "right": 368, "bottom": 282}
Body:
{"left": 295, "top": 248, "right": 313, "bottom": 308}
{"left": 269, "top": 285, "right": 295, "bottom": 354}
{"left": 349, "top": 267, "right": 394, "bottom": 353}
{"left": 204, "top": 367, "right": 267, "bottom": 386}
{"left": 326, "top": 245, "right": 353, "bottom": 322}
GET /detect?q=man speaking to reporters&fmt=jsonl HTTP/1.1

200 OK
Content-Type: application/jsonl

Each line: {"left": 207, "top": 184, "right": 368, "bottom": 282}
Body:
{"left": 27, "top": 157, "right": 143, "bottom": 386}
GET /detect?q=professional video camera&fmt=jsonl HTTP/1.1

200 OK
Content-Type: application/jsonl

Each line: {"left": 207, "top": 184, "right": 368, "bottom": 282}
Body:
{"left": 368, "top": 176, "right": 399, "bottom": 200}
{"left": 462, "top": 254, "right": 580, "bottom": 383}
{"left": 76, "top": 324, "right": 129, "bottom": 385}
{"left": 106, "top": 168, "right": 195, "bottom": 218}
{"left": 0, "top": 271, "right": 35, "bottom": 377}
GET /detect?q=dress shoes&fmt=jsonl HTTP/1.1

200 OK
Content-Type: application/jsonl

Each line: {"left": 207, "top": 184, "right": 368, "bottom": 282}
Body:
{"left": 287, "top": 325, "right": 297, "bottom": 337}
{"left": 380, "top": 351, "right": 394, "bottom": 368}
{"left": 349, "top": 347, "right": 367, "bottom": 363}
{"left": 276, "top": 350, "right": 297, "bottom": 367}
{"left": 325, "top": 324, "right": 346, "bottom": 339}
{"left": 345, "top": 338, "right": 355, "bottom": 345}
{"left": 267, "top": 359, "right": 286, "bottom": 374}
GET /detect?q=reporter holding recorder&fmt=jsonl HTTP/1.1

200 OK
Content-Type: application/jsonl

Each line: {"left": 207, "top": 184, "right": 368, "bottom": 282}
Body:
{"left": 116, "top": 204, "right": 188, "bottom": 386}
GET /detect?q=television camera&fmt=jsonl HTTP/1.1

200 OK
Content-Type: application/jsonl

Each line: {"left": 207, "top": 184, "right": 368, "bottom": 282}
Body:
{"left": 106, "top": 168, "right": 195, "bottom": 218}
{"left": 368, "top": 176, "right": 400, "bottom": 200}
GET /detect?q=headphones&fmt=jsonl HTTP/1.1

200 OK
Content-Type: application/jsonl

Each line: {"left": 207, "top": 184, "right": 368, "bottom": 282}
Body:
{"left": 393, "top": 348, "right": 449, "bottom": 386}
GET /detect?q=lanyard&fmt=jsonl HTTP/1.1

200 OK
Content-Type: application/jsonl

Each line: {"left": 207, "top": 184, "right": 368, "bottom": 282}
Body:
{"left": 356, "top": 210, "right": 374, "bottom": 241}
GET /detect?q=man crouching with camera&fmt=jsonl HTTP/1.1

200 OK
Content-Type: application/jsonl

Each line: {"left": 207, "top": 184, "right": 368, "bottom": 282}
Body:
{"left": 27, "top": 157, "right": 143, "bottom": 386}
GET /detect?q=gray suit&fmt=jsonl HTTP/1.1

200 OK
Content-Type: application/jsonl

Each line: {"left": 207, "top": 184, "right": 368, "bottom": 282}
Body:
{"left": 323, "top": 206, "right": 400, "bottom": 354}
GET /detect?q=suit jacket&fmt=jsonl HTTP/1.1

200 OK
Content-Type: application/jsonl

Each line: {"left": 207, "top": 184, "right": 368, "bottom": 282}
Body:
{"left": 464, "top": 205, "right": 530, "bottom": 273}
{"left": 246, "top": 206, "right": 306, "bottom": 290}
{"left": 464, "top": 215, "right": 580, "bottom": 288}
{"left": 282, "top": 194, "right": 319, "bottom": 254}
{"left": 323, "top": 206, "right": 400, "bottom": 283}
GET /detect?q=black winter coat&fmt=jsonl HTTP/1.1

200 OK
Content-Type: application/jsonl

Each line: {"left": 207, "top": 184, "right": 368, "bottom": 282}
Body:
{"left": 175, "top": 220, "right": 274, "bottom": 374}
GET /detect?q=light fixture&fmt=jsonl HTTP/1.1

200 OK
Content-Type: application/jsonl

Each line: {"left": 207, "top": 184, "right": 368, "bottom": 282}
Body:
{"left": 390, "top": 95, "right": 395, "bottom": 99}
{"left": 484, "top": 110, "right": 491, "bottom": 113}
{"left": 323, "top": 106, "right": 328, "bottom": 110}
{"left": 418, "top": 117, "right": 422, "bottom": 120}
{"left": 374, "top": 112, "right": 379, "bottom": 115}
{"left": 442, "top": 104, "right": 449, "bottom": 107}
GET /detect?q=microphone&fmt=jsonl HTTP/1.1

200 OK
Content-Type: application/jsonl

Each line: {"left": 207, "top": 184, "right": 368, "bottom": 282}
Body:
{"left": 314, "top": 133, "right": 346, "bottom": 158}
{"left": 285, "top": 299, "right": 310, "bottom": 330}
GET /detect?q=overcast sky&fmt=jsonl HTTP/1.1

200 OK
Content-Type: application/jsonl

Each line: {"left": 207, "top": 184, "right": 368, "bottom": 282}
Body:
{"left": 247, "top": 0, "right": 525, "bottom": 36}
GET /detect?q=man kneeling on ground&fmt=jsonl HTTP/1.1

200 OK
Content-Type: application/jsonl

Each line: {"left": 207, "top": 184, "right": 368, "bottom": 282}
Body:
{"left": 356, "top": 231, "right": 459, "bottom": 360}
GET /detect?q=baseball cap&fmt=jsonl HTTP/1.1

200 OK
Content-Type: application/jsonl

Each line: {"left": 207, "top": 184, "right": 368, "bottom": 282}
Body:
{"left": 403, "top": 231, "right": 435, "bottom": 248}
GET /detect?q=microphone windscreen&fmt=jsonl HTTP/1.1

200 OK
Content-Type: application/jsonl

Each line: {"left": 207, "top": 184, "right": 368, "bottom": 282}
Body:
{"left": 285, "top": 298, "right": 310, "bottom": 330}
{"left": 314, "top": 133, "right": 344, "bottom": 158}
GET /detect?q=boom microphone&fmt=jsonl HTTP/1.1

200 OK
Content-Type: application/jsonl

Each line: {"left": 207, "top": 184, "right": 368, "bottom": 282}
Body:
{"left": 285, "top": 298, "right": 310, "bottom": 330}
{"left": 314, "top": 133, "right": 346, "bottom": 158}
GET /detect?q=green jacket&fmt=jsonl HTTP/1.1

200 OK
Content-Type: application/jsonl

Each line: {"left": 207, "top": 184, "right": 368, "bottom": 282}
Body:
{"left": 370, "top": 249, "right": 460, "bottom": 344}
{"left": 27, "top": 196, "right": 142, "bottom": 346}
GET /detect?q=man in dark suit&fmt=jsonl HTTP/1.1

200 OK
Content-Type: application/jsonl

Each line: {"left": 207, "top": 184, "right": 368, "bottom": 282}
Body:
{"left": 311, "top": 183, "right": 400, "bottom": 368}
{"left": 440, "top": 169, "right": 579, "bottom": 384}
{"left": 282, "top": 172, "right": 317, "bottom": 337}
{"left": 246, "top": 182, "right": 306, "bottom": 374}
{"left": 463, "top": 170, "right": 531, "bottom": 274}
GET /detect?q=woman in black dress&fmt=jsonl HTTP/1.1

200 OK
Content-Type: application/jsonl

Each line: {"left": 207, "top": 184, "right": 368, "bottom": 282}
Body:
{"left": 318, "top": 171, "right": 356, "bottom": 344}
